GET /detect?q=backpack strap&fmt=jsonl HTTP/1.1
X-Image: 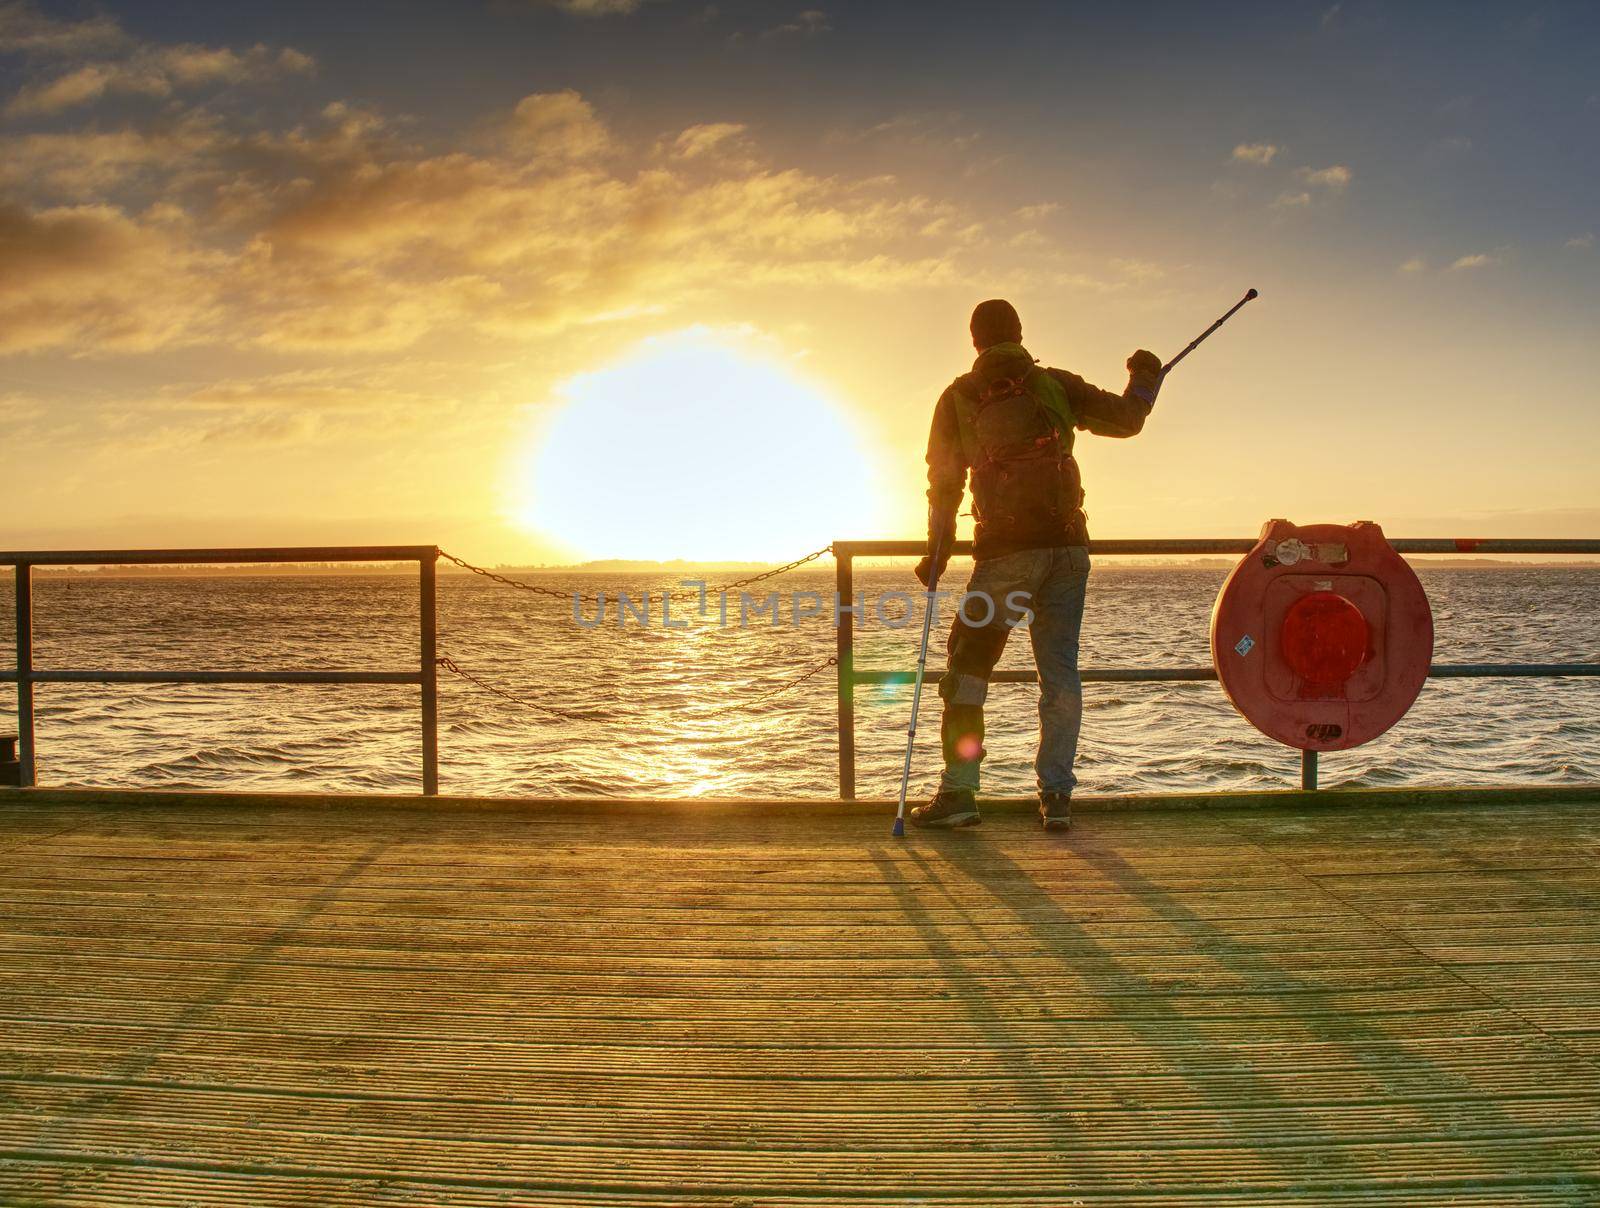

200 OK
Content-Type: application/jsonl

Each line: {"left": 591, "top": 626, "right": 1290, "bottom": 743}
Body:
{"left": 948, "top": 374, "right": 983, "bottom": 468}
{"left": 979, "top": 363, "right": 1037, "bottom": 407}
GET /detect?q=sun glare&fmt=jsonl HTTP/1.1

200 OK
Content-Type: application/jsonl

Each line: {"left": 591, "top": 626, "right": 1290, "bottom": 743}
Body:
{"left": 514, "top": 330, "right": 883, "bottom": 561}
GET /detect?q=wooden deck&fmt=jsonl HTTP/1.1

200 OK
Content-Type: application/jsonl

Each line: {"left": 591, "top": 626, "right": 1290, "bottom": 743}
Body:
{"left": 1, "top": 792, "right": 1598, "bottom": 1205}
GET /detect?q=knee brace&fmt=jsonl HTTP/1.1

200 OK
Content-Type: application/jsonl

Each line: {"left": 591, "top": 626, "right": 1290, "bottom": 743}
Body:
{"left": 939, "top": 671, "right": 990, "bottom": 707}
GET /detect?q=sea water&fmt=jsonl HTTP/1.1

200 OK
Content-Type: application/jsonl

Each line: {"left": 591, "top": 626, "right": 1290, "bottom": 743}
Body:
{"left": 2, "top": 567, "right": 1595, "bottom": 798}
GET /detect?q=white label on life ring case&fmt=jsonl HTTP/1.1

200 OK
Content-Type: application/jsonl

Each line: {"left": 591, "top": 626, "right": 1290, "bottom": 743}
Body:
{"left": 1275, "top": 539, "right": 1309, "bottom": 566}
{"left": 1235, "top": 634, "right": 1256, "bottom": 657}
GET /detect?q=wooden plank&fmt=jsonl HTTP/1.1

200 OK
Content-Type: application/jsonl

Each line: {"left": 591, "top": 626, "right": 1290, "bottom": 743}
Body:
{"left": 1, "top": 793, "right": 1598, "bottom": 1203}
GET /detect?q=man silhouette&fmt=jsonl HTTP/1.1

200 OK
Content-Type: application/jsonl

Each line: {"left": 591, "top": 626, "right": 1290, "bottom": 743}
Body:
{"left": 911, "top": 299, "right": 1161, "bottom": 831}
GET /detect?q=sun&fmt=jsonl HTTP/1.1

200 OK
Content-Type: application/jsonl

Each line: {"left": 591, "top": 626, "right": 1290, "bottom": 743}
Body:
{"left": 512, "top": 329, "right": 884, "bottom": 561}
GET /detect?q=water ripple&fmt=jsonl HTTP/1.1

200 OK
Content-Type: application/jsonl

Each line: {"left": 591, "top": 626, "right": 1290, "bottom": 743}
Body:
{"left": 2, "top": 566, "right": 1596, "bottom": 797}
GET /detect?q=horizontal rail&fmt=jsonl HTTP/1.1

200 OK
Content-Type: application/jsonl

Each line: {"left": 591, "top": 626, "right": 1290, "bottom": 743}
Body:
{"left": 1431, "top": 662, "right": 1600, "bottom": 678}
{"left": 0, "top": 670, "right": 421, "bottom": 685}
{"left": 6, "top": 545, "right": 441, "bottom": 795}
{"left": 854, "top": 667, "right": 1216, "bottom": 684}
{"left": 835, "top": 538, "right": 1600, "bottom": 557}
{"left": 851, "top": 663, "right": 1600, "bottom": 685}
{"left": 833, "top": 535, "right": 1600, "bottom": 799}
{"left": 0, "top": 545, "right": 438, "bottom": 567}
{"left": 15, "top": 663, "right": 1588, "bottom": 689}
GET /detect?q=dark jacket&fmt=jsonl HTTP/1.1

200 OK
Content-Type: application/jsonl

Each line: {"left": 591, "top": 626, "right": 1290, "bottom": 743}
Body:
{"left": 926, "top": 341, "right": 1156, "bottom": 560}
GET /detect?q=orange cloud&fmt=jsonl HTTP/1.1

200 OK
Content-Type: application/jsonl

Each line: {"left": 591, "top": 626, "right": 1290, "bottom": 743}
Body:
{"left": 665, "top": 122, "right": 750, "bottom": 160}
{"left": 5, "top": 41, "right": 313, "bottom": 116}
{"left": 0, "top": 2, "right": 128, "bottom": 56}
{"left": 4, "top": 12, "right": 1157, "bottom": 377}
{"left": 498, "top": 90, "right": 613, "bottom": 160}
{"left": 0, "top": 201, "right": 223, "bottom": 353}
{"left": 1296, "top": 164, "right": 1352, "bottom": 189}
{"left": 0, "top": 86, "right": 974, "bottom": 356}
{"left": 1230, "top": 142, "right": 1279, "bottom": 165}
{"left": 0, "top": 112, "right": 224, "bottom": 194}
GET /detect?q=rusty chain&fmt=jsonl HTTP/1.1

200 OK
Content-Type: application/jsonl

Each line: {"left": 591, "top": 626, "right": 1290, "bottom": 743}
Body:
{"left": 438, "top": 544, "right": 833, "bottom": 605}
{"left": 438, "top": 552, "right": 574, "bottom": 600}
{"left": 433, "top": 544, "right": 838, "bottom": 724}
{"left": 696, "top": 544, "right": 834, "bottom": 596}
{"left": 691, "top": 656, "right": 838, "bottom": 717}
{"left": 434, "top": 656, "right": 604, "bottom": 721}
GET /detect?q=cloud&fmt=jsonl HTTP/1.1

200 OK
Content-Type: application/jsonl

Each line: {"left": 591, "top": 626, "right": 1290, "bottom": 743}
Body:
{"left": 826, "top": 111, "right": 981, "bottom": 154}
{"left": 1399, "top": 256, "right": 1426, "bottom": 273}
{"left": 1013, "top": 202, "right": 1058, "bottom": 222}
{"left": 0, "top": 84, "right": 973, "bottom": 356}
{"left": 1296, "top": 164, "right": 1352, "bottom": 189}
{"left": 1230, "top": 142, "right": 1278, "bottom": 166}
{"left": 1449, "top": 252, "right": 1497, "bottom": 270}
{"left": 5, "top": 37, "right": 314, "bottom": 117}
{"left": 524, "top": 0, "right": 647, "bottom": 13}
{"left": 1268, "top": 163, "right": 1351, "bottom": 210}
{"left": 1110, "top": 257, "right": 1163, "bottom": 282}
{"left": 665, "top": 121, "right": 748, "bottom": 160}
{"left": 497, "top": 90, "right": 613, "bottom": 160}
{"left": 143, "top": 365, "right": 457, "bottom": 447}
{"left": 0, "top": 201, "right": 224, "bottom": 353}
{"left": 757, "top": 9, "right": 831, "bottom": 40}
{"left": 1566, "top": 232, "right": 1595, "bottom": 251}
{"left": 0, "top": 1, "right": 128, "bottom": 56}
{"left": 0, "top": 112, "right": 224, "bottom": 194}
{"left": 0, "top": 7, "right": 989, "bottom": 364}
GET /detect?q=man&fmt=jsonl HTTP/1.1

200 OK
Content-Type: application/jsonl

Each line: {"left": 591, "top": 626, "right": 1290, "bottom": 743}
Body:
{"left": 910, "top": 299, "right": 1161, "bottom": 831}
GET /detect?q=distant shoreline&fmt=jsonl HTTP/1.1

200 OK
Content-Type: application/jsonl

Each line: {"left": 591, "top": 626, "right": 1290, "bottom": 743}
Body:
{"left": 26, "top": 558, "right": 1600, "bottom": 578}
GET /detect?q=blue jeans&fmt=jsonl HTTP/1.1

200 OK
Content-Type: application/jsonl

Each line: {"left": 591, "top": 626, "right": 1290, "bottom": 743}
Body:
{"left": 937, "top": 546, "right": 1090, "bottom": 796}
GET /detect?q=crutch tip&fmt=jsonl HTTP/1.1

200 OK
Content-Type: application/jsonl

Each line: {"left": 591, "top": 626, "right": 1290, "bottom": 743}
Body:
{"left": 891, "top": 817, "right": 906, "bottom": 838}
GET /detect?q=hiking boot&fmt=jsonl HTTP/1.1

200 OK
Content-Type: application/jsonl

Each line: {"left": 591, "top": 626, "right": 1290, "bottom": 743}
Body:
{"left": 1039, "top": 791, "right": 1072, "bottom": 832}
{"left": 909, "top": 789, "right": 980, "bottom": 829}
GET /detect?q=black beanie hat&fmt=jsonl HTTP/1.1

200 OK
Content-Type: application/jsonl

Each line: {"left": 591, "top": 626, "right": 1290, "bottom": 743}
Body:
{"left": 970, "top": 299, "right": 1022, "bottom": 349}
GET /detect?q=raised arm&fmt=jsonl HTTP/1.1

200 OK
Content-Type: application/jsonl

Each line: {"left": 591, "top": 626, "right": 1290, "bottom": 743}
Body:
{"left": 1046, "top": 350, "right": 1163, "bottom": 438}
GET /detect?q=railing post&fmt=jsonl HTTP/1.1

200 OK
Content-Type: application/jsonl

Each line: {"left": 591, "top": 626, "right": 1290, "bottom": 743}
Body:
{"left": 15, "top": 563, "right": 35, "bottom": 787}
{"left": 835, "top": 543, "right": 855, "bottom": 800}
{"left": 420, "top": 552, "right": 439, "bottom": 796}
{"left": 1301, "top": 749, "right": 1318, "bottom": 791}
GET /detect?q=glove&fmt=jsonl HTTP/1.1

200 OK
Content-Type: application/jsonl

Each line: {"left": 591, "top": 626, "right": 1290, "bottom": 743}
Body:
{"left": 918, "top": 502, "right": 957, "bottom": 587}
{"left": 915, "top": 551, "right": 951, "bottom": 588}
{"left": 1126, "top": 349, "right": 1162, "bottom": 376}
{"left": 1126, "top": 348, "right": 1162, "bottom": 406}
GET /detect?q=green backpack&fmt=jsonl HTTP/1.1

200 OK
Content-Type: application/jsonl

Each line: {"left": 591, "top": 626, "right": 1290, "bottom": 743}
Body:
{"left": 952, "top": 365, "right": 1083, "bottom": 536}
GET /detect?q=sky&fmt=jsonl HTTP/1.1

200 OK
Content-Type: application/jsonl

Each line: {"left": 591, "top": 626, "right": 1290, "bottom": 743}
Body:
{"left": 1, "top": 0, "right": 1597, "bottom": 563}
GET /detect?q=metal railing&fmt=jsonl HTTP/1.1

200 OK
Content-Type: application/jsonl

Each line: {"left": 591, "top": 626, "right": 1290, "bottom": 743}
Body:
{"left": 4, "top": 537, "right": 1596, "bottom": 802}
{"left": 832, "top": 538, "right": 1600, "bottom": 799}
{"left": 2, "top": 547, "right": 441, "bottom": 794}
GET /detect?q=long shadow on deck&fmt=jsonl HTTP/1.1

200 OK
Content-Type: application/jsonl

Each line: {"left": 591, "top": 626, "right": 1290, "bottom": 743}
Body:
{"left": 868, "top": 841, "right": 1349, "bottom": 1188}
{"left": 924, "top": 826, "right": 1589, "bottom": 1189}
{"left": 20, "top": 839, "right": 389, "bottom": 1153}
